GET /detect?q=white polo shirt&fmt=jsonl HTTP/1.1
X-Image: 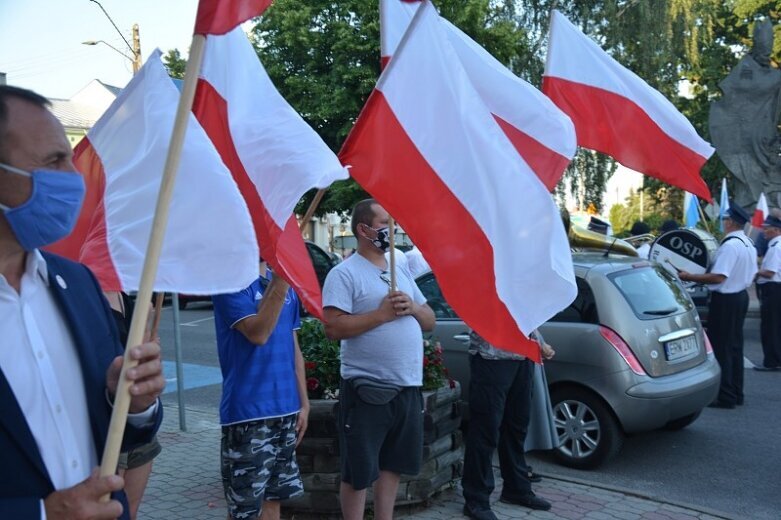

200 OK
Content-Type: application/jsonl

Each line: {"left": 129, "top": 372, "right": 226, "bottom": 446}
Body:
{"left": 758, "top": 235, "right": 781, "bottom": 284}
{"left": 708, "top": 231, "right": 758, "bottom": 294}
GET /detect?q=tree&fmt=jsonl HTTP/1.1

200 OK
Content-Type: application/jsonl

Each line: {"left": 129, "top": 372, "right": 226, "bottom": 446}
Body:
{"left": 162, "top": 48, "right": 187, "bottom": 79}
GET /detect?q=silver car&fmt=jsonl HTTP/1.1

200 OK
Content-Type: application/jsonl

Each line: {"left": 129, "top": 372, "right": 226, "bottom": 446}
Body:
{"left": 415, "top": 252, "right": 721, "bottom": 469}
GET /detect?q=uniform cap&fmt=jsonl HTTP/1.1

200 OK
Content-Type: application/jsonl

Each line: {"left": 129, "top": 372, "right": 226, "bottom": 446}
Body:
{"left": 726, "top": 202, "right": 750, "bottom": 225}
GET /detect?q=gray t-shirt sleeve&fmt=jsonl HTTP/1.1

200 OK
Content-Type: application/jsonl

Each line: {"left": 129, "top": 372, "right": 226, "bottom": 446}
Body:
{"left": 322, "top": 267, "right": 354, "bottom": 313}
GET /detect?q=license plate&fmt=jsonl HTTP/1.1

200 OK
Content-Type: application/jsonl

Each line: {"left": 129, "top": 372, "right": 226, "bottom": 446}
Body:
{"left": 664, "top": 335, "right": 698, "bottom": 361}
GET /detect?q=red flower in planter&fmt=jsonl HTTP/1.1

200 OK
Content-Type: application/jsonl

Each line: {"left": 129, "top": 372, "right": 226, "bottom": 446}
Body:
{"left": 305, "top": 361, "right": 317, "bottom": 371}
{"left": 307, "top": 377, "right": 320, "bottom": 391}
{"left": 449, "top": 379, "right": 456, "bottom": 389}
{"left": 423, "top": 356, "right": 429, "bottom": 367}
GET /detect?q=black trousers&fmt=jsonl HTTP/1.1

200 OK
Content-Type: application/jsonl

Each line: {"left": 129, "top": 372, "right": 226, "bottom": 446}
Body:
{"left": 707, "top": 290, "right": 749, "bottom": 405}
{"left": 759, "top": 283, "right": 781, "bottom": 368}
{"left": 462, "top": 354, "right": 533, "bottom": 509}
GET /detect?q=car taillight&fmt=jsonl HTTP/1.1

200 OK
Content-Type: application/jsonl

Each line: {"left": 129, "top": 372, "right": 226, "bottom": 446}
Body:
{"left": 599, "top": 326, "right": 647, "bottom": 376}
{"left": 702, "top": 330, "right": 713, "bottom": 354}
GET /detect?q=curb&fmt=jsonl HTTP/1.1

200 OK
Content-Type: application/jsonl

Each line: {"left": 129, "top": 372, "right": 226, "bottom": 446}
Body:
{"left": 537, "top": 471, "right": 736, "bottom": 520}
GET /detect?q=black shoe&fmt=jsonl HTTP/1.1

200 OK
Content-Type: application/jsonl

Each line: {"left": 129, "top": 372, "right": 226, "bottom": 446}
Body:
{"left": 707, "top": 400, "right": 736, "bottom": 409}
{"left": 499, "top": 492, "right": 552, "bottom": 511}
{"left": 462, "top": 504, "right": 498, "bottom": 520}
{"left": 753, "top": 366, "right": 780, "bottom": 372}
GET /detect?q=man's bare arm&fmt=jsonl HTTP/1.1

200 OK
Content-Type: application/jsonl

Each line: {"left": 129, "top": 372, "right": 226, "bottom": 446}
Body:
{"left": 234, "top": 277, "right": 290, "bottom": 345}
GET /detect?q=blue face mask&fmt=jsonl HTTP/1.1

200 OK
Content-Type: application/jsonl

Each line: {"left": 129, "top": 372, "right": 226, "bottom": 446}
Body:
{"left": 0, "top": 163, "right": 85, "bottom": 251}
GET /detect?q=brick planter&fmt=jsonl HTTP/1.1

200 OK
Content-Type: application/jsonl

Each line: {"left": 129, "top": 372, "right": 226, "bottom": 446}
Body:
{"left": 283, "top": 382, "right": 464, "bottom": 516}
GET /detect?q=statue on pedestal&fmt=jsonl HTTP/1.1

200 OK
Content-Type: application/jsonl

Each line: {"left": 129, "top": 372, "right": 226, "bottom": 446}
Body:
{"left": 709, "top": 20, "right": 781, "bottom": 211}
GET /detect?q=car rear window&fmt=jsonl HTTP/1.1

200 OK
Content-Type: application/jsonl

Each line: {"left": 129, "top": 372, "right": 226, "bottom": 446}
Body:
{"left": 608, "top": 266, "right": 692, "bottom": 320}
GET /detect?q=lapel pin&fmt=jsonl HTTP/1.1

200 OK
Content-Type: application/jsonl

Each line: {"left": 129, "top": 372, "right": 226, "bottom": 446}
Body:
{"left": 56, "top": 275, "right": 67, "bottom": 290}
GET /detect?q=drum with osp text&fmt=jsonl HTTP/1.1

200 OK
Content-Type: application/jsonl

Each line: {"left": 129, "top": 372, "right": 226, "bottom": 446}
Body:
{"left": 649, "top": 228, "right": 718, "bottom": 276}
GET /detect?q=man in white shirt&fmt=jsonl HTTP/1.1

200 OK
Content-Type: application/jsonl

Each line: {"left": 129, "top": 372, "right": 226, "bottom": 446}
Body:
{"left": 404, "top": 245, "right": 431, "bottom": 279}
{"left": 680, "top": 203, "right": 758, "bottom": 408}
{"left": 0, "top": 85, "right": 165, "bottom": 519}
{"left": 755, "top": 214, "right": 781, "bottom": 371}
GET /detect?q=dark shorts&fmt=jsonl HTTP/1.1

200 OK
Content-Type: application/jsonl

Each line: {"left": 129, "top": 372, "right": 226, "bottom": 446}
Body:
{"left": 118, "top": 436, "right": 162, "bottom": 470}
{"left": 221, "top": 413, "right": 304, "bottom": 519}
{"left": 339, "top": 379, "right": 424, "bottom": 490}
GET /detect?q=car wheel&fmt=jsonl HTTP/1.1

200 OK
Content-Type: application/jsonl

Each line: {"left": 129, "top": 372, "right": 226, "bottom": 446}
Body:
{"left": 178, "top": 299, "right": 188, "bottom": 310}
{"left": 550, "top": 387, "right": 623, "bottom": 470}
{"left": 664, "top": 411, "right": 701, "bottom": 431}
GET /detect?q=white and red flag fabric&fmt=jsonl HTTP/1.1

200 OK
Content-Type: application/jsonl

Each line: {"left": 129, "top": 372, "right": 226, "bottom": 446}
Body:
{"left": 753, "top": 192, "right": 769, "bottom": 228}
{"left": 380, "top": 0, "right": 575, "bottom": 190}
{"left": 543, "top": 10, "right": 714, "bottom": 201}
{"left": 194, "top": 27, "right": 349, "bottom": 318}
{"left": 47, "top": 50, "right": 258, "bottom": 294}
{"left": 194, "top": 0, "right": 272, "bottom": 35}
{"left": 342, "top": 1, "right": 576, "bottom": 361}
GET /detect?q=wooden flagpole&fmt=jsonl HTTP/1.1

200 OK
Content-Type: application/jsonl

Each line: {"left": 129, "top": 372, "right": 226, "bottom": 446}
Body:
{"left": 99, "top": 34, "right": 207, "bottom": 481}
{"left": 388, "top": 217, "right": 396, "bottom": 291}
{"left": 298, "top": 189, "right": 326, "bottom": 233}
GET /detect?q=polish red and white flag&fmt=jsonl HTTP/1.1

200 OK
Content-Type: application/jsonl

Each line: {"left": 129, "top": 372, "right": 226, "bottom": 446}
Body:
{"left": 380, "top": 0, "right": 575, "bottom": 190}
{"left": 543, "top": 10, "right": 714, "bottom": 201}
{"left": 342, "top": 1, "right": 576, "bottom": 360}
{"left": 752, "top": 192, "right": 769, "bottom": 228}
{"left": 47, "top": 51, "right": 258, "bottom": 294}
{"left": 194, "top": 0, "right": 272, "bottom": 35}
{"left": 194, "top": 27, "right": 349, "bottom": 318}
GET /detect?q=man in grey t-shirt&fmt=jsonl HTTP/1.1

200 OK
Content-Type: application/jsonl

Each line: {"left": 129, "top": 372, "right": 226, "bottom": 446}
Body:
{"left": 323, "top": 199, "right": 435, "bottom": 520}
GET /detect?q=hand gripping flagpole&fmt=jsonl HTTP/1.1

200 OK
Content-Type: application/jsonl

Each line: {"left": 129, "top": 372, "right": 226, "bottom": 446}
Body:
{"left": 99, "top": 34, "right": 207, "bottom": 485}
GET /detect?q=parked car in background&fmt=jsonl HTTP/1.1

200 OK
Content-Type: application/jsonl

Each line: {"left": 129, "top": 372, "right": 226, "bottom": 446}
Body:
{"left": 178, "top": 241, "right": 338, "bottom": 309}
{"left": 415, "top": 252, "right": 720, "bottom": 469}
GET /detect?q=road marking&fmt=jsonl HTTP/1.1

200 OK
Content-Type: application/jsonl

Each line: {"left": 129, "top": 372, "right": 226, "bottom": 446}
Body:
{"left": 180, "top": 316, "right": 215, "bottom": 327}
{"left": 162, "top": 361, "right": 222, "bottom": 394}
{"left": 744, "top": 356, "right": 756, "bottom": 369}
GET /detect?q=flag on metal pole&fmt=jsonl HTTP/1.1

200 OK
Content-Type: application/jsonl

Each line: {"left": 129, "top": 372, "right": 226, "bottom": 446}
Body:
{"left": 341, "top": 0, "right": 576, "bottom": 361}
{"left": 719, "top": 178, "right": 730, "bottom": 232}
{"left": 752, "top": 192, "right": 769, "bottom": 228}
{"left": 684, "top": 192, "right": 700, "bottom": 229}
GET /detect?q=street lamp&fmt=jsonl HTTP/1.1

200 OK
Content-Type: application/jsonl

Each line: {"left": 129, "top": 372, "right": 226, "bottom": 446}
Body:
{"left": 84, "top": 0, "right": 141, "bottom": 74}
{"left": 82, "top": 40, "right": 135, "bottom": 64}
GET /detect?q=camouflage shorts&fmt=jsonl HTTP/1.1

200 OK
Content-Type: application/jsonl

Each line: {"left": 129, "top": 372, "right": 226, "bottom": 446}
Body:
{"left": 221, "top": 413, "right": 304, "bottom": 519}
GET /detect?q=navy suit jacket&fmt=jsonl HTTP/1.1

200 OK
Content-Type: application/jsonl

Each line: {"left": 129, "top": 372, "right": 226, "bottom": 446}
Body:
{"left": 0, "top": 252, "right": 162, "bottom": 519}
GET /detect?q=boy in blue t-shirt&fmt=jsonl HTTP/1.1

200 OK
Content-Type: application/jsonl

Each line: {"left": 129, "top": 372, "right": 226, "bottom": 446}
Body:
{"left": 212, "top": 260, "right": 309, "bottom": 520}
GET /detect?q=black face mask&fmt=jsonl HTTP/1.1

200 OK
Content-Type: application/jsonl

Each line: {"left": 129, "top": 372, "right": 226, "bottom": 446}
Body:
{"left": 364, "top": 225, "right": 391, "bottom": 252}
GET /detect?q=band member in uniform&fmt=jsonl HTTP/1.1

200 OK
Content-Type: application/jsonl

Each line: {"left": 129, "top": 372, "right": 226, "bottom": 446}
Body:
{"left": 755, "top": 215, "right": 781, "bottom": 371}
{"left": 679, "top": 203, "right": 757, "bottom": 408}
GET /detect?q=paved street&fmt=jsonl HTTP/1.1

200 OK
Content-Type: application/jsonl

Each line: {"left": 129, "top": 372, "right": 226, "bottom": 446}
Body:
{"left": 150, "top": 303, "right": 779, "bottom": 519}
{"left": 140, "top": 406, "right": 729, "bottom": 520}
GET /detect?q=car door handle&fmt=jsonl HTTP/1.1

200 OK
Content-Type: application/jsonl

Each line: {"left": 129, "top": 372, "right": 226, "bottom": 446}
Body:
{"left": 453, "top": 334, "right": 470, "bottom": 343}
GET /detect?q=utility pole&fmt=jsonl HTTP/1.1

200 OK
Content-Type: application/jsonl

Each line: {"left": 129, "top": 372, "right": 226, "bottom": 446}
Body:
{"left": 132, "top": 23, "right": 141, "bottom": 74}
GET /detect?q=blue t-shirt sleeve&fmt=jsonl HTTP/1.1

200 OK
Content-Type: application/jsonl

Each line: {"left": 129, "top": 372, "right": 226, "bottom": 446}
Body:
{"left": 291, "top": 290, "right": 301, "bottom": 330}
{"left": 322, "top": 267, "right": 354, "bottom": 313}
{"left": 212, "top": 286, "right": 257, "bottom": 328}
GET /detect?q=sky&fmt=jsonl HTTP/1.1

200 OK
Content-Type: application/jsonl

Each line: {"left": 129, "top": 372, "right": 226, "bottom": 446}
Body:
{"left": 0, "top": 0, "right": 198, "bottom": 99}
